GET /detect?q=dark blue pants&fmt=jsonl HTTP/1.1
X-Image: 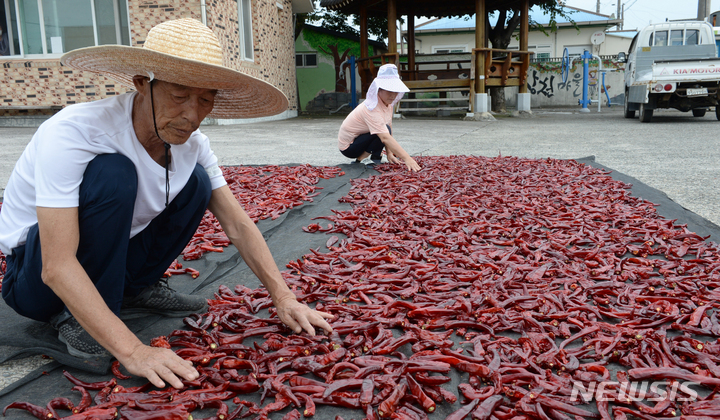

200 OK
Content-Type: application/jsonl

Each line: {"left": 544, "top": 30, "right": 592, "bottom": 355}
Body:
{"left": 2, "top": 154, "right": 212, "bottom": 322}
{"left": 341, "top": 125, "right": 392, "bottom": 160}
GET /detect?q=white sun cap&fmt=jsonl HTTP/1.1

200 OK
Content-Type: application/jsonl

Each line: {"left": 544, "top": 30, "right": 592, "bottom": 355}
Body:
{"left": 364, "top": 64, "right": 409, "bottom": 111}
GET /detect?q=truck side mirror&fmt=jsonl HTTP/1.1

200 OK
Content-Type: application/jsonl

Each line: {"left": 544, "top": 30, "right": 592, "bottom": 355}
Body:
{"left": 617, "top": 52, "right": 627, "bottom": 63}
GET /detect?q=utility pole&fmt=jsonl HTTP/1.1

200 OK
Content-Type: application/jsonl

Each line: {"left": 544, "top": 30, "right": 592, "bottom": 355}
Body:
{"left": 596, "top": 0, "right": 601, "bottom": 14}
{"left": 698, "top": 0, "right": 711, "bottom": 21}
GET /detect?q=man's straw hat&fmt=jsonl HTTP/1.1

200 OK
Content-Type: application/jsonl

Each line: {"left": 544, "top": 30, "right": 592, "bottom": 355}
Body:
{"left": 61, "top": 18, "right": 288, "bottom": 119}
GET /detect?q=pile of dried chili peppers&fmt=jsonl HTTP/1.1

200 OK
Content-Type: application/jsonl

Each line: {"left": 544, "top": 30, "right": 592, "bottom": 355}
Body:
{"left": 181, "top": 165, "right": 344, "bottom": 262}
{"left": 7, "top": 156, "right": 720, "bottom": 420}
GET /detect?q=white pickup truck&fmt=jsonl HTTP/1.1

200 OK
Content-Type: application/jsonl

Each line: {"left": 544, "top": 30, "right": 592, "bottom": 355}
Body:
{"left": 620, "top": 21, "right": 720, "bottom": 122}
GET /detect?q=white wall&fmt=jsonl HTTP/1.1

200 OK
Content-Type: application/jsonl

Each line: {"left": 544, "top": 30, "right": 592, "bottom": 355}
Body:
{"left": 413, "top": 26, "right": 632, "bottom": 58}
{"left": 505, "top": 63, "right": 626, "bottom": 107}
{"left": 600, "top": 35, "right": 634, "bottom": 55}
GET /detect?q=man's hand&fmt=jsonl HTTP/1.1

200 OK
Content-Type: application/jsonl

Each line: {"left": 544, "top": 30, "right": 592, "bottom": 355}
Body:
{"left": 121, "top": 344, "right": 199, "bottom": 389}
{"left": 275, "top": 295, "right": 333, "bottom": 336}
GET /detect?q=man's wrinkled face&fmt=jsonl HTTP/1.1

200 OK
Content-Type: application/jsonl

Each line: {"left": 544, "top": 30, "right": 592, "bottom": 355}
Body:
{"left": 152, "top": 81, "right": 217, "bottom": 144}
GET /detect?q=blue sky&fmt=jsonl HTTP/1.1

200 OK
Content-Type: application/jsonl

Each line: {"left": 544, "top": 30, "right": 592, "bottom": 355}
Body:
{"left": 563, "top": 0, "right": 717, "bottom": 31}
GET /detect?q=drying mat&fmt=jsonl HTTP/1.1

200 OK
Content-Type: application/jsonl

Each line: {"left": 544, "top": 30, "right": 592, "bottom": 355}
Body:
{"left": 0, "top": 156, "right": 718, "bottom": 419}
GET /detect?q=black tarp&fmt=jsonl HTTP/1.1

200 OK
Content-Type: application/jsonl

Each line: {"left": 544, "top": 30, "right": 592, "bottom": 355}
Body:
{"left": 0, "top": 157, "right": 718, "bottom": 419}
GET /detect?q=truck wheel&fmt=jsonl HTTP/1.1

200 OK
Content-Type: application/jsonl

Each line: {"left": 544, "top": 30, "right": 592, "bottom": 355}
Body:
{"left": 716, "top": 106, "right": 720, "bottom": 121}
{"left": 624, "top": 92, "right": 635, "bottom": 118}
{"left": 692, "top": 109, "right": 707, "bottom": 117}
{"left": 639, "top": 103, "right": 653, "bottom": 123}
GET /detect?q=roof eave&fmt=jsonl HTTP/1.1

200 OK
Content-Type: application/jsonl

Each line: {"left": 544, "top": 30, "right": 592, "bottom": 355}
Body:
{"left": 412, "top": 18, "right": 624, "bottom": 34}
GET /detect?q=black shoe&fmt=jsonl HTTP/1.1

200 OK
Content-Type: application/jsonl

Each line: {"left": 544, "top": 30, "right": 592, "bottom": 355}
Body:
{"left": 52, "top": 316, "right": 110, "bottom": 359}
{"left": 121, "top": 278, "right": 208, "bottom": 319}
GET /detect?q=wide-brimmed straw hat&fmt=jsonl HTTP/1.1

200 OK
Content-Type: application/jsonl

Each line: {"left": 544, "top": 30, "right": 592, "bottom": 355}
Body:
{"left": 61, "top": 18, "right": 288, "bottom": 119}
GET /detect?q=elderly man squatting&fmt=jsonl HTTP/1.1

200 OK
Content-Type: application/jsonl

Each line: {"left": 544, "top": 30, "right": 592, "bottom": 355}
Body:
{"left": 0, "top": 19, "right": 333, "bottom": 389}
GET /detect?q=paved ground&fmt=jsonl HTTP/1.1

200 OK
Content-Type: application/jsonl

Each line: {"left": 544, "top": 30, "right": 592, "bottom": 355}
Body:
{"left": 4, "top": 106, "right": 717, "bottom": 226}
{"left": 1, "top": 105, "right": 719, "bottom": 389}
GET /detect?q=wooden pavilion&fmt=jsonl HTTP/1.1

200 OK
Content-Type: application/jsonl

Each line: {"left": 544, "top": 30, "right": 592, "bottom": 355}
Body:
{"left": 318, "top": 0, "right": 542, "bottom": 114}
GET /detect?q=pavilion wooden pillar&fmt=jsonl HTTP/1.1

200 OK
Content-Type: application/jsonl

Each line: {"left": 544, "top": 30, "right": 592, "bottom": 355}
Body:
{"left": 359, "top": 2, "right": 369, "bottom": 94}
{"left": 387, "top": 0, "right": 397, "bottom": 55}
{"left": 475, "top": 0, "right": 486, "bottom": 95}
{"left": 407, "top": 13, "right": 416, "bottom": 80}
{"left": 519, "top": 0, "right": 529, "bottom": 94}
{"left": 360, "top": 2, "right": 368, "bottom": 60}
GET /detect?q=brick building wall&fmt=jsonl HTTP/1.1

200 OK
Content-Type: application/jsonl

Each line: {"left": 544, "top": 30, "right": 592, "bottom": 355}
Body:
{"left": 0, "top": 0, "right": 297, "bottom": 117}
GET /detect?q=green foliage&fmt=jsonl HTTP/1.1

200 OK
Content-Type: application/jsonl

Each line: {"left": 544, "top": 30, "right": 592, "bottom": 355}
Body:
{"left": 303, "top": 28, "right": 369, "bottom": 58}
{"left": 531, "top": 2, "right": 579, "bottom": 36}
{"left": 299, "top": 1, "right": 392, "bottom": 42}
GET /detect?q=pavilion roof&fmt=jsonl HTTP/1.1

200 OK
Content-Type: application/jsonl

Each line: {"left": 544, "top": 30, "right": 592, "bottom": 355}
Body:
{"left": 318, "top": 0, "right": 552, "bottom": 18}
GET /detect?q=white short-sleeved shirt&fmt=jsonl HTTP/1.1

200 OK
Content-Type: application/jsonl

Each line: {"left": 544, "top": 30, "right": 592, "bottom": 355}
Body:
{"left": 0, "top": 92, "right": 227, "bottom": 255}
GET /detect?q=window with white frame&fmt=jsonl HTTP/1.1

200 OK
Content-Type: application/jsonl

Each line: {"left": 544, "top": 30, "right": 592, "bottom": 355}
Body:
{"left": 0, "top": 0, "right": 129, "bottom": 58}
{"left": 432, "top": 45, "right": 467, "bottom": 54}
{"left": 237, "top": 0, "right": 253, "bottom": 61}
{"left": 529, "top": 44, "right": 551, "bottom": 60}
{"left": 295, "top": 52, "right": 316, "bottom": 68}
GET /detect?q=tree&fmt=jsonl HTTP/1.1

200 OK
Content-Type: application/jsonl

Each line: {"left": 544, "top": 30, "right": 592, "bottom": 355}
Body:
{"left": 486, "top": 2, "right": 575, "bottom": 112}
{"left": 295, "top": 2, "right": 393, "bottom": 93}
{"left": 295, "top": 1, "right": 390, "bottom": 42}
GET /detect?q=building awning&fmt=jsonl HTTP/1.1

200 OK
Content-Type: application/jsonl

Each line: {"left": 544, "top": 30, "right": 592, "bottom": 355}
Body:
{"left": 292, "top": 0, "right": 315, "bottom": 14}
{"left": 319, "top": 0, "right": 546, "bottom": 18}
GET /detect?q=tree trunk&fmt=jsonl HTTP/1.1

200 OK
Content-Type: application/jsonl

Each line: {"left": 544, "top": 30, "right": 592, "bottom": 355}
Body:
{"left": 318, "top": 44, "right": 350, "bottom": 92}
{"left": 489, "top": 87, "right": 506, "bottom": 113}
{"left": 487, "top": 8, "right": 521, "bottom": 113}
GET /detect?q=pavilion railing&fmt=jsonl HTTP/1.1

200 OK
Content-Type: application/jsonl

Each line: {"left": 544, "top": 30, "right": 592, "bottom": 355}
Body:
{"left": 470, "top": 48, "right": 533, "bottom": 91}
{"left": 356, "top": 53, "right": 400, "bottom": 92}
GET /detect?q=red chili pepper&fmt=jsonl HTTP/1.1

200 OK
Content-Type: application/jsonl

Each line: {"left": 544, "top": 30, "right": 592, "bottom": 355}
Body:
{"left": 281, "top": 409, "right": 301, "bottom": 420}
{"left": 150, "top": 335, "right": 172, "bottom": 349}
{"left": 46, "top": 397, "right": 74, "bottom": 418}
{"left": 455, "top": 361, "right": 491, "bottom": 378}
{"left": 359, "top": 378, "right": 374, "bottom": 407}
{"left": 377, "top": 381, "right": 407, "bottom": 418}
{"left": 110, "top": 360, "right": 132, "bottom": 380}
{"left": 471, "top": 395, "right": 504, "bottom": 420}
{"left": 56, "top": 406, "right": 118, "bottom": 420}
{"left": 321, "top": 378, "right": 364, "bottom": 399}
{"left": 414, "top": 371, "right": 451, "bottom": 386}
{"left": 3, "top": 402, "right": 51, "bottom": 419}
{"left": 62, "top": 371, "right": 117, "bottom": 390}
{"left": 405, "top": 374, "right": 435, "bottom": 413}
{"left": 315, "top": 347, "right": 346, "bottom": 366}
{"left": 117, "top": 406, "right": 191, "bottom": 419}
{"left": 446, "top": 399, "right": 479, "bottom": 420}
{"left": 297, "top": 393, "right": 315, "bottom": 417}
{"left": 70, "top": 385, "right": 92, "bottom": 414}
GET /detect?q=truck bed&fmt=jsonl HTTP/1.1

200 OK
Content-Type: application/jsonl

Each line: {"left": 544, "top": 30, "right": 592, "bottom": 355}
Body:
{"left": 633, "top": 44, "right": 717, "bottom": 82}
{"left": 652, "top": 58, "right": 720, "bottom": 82}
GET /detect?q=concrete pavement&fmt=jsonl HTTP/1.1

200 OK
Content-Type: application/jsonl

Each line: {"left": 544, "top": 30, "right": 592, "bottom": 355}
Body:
{"left": 5, "top": 106, "right": 716, "bottom": 225}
